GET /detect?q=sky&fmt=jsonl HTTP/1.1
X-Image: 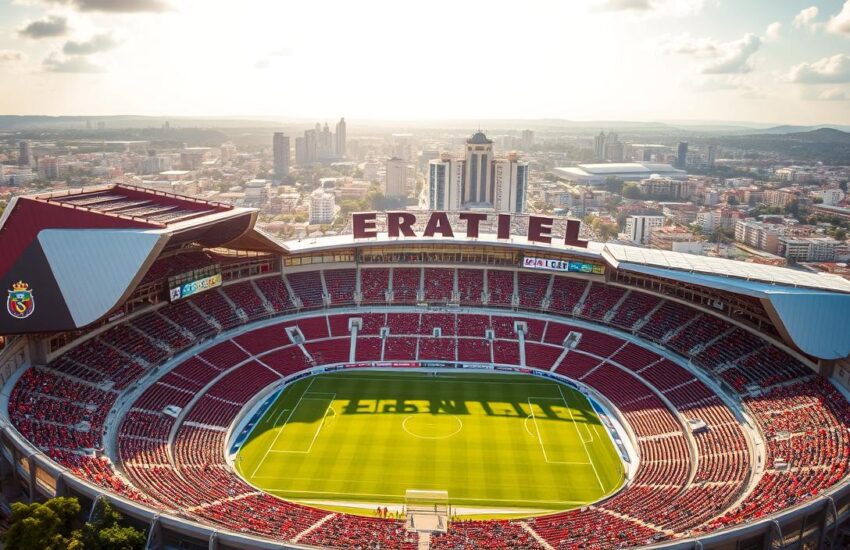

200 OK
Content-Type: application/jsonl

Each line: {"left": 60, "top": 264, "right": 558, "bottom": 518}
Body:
{"left": 0, "top": 0, "right": 850, "bottom": 125}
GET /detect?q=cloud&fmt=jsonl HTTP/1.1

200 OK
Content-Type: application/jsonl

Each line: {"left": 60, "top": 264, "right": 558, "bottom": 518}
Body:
{"left": 254, "top": 58, "right": 270, "bottom": 69}
{"left": 42, "top": 52, "right": 104, "bottom": 72}
{"left": 593, "top": 0, "right": 709, "bottom": 16}
{"left": 816, "top": 88, "right": 848, "bottom": 100}
{"left": 765, "top": 22, "right": 781, "bottom": 42}
{"left": 659, "top": 32, "right": 761, "bottom": 74}
{"left": 18, "top": 15, "right": 69, "bottom": 39}
{"left": 63, "top": 32, "right": 120, "bottom": 55}
{"left": 827, "top": 1, "right": 850, "bottom": 35}
{"left": 0, "top": 50, "right": 27, "bottom": 63}
{"left": 35, "top": 0, "right": 172, "bottom": 12}
{"left": 793, "top": 6, "right": 820, "bottom": 31}
{"left": 702, "top": 34, "right": 761, "bottom": 74}
{"left": 788, "top": 54, "right": 850, "bottom": 83}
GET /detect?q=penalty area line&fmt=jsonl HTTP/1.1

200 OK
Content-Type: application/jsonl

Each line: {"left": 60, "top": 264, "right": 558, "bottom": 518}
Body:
{"left": 250, "top": 378, "right": 315, "bottom": 479}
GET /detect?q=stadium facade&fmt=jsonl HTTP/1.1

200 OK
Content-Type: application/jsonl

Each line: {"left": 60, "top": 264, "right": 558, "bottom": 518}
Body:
{"left": 1, "top": 185, "right": 850, "bottom": 549}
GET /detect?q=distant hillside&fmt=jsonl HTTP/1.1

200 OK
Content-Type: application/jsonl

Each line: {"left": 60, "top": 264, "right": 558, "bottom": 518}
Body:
{"left": 717, "top": 127, "right": 850, "bottom": 164}
{"left": 782, "top": 127, "right": 850, "bottom": 143}
{"left": 0, "top": 115, "right": 283, "bottom": 130}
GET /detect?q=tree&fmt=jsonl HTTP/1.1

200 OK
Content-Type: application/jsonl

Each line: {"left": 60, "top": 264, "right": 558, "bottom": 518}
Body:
{"left": 835, "top": 228, "right": 847, "bottom": 241}
{"left": 603, "top": 176, "right": 623, "bottom": 195}
{"left": 2, "top": 497, "right": 145, "bottom": 550}
{"left": 73, "top": 500, "right": 145, "bottom": 550}
{"left": 622, "top": 183, "right": 642, "bottom": 200}
{"left": 840, "top": 180, "right": 848, "bottom": 193}
{"left": 727, "top": 196, "right": 739, "bottom": 206}
{"left": 2, "top": 497, "right": 81, "bottom": 550}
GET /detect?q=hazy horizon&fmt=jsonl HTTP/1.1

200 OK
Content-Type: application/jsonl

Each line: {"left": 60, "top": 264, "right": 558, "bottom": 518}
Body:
{"left": 1, "top": 0, "right": 850, "bottom": 124}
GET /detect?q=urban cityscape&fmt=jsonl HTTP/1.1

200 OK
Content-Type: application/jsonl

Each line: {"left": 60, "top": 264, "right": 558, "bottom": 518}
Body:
{"left": 3, "top": 1, "right": 850, "bottom": 549}
{"left": 2, "top": 118, "right": 850, "bottom": 272}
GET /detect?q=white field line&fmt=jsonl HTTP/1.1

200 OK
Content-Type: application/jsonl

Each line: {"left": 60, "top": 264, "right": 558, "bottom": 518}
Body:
{"left": 557, "top": 385, "right": 593, "bottom": 444}
{"left": 327, "top": 375, "right": 554, "bottom": 388}
{"left": 269, "top": 395, "right": 336, "bottom": 454}
{"left": 258, "top": 487, "right": 590, "bottom": 506}
{"left": 250, "top": 377, "right": 315, "bottom": 478}
{"left": 527, "top": 397, "right": 591, "bottom": 466}
{"left": 556, "top": 386, "right": 604, "bottom": 492}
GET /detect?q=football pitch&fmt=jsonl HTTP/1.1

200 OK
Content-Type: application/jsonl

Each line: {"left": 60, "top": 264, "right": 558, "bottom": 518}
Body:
{"left": 235, "top": 370, "right": 625, "bottom": 511}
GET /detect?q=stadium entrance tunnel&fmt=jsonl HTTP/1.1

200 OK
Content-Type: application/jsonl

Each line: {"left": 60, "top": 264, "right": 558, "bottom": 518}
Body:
{"left": 228, "top": 368, "right": 630, "bottom": 516}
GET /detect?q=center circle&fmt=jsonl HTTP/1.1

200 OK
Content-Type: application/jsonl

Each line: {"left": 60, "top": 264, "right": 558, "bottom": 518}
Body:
{"left": 402, "top": 414, "right": 463, "bottom": 439}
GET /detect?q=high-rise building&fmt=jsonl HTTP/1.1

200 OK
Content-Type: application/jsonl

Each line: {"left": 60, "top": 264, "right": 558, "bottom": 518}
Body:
{"left": 677, "top": 142, "right": 689, "bottom": 169}
{"left": 309, "top": 188, "right": 336, "bottom": 224}
{"left": 18, "top": 141, "right": 31, "bottom": 167}
{"left": 335, "top": 117, "right": 346, "bottom": 158}
{"left": 521, "top": 129, "right": 535, "bottom": 151}
{"left": 428, "top": 131, "right": 528, "bottom": 213}
{"left": 384, "top": 157, "right": 408, "bottom": 198}
{"left": 37, "top": 156, "right": 60, "bottom": 180}
{"left": 272, "top": 132, "right": 290, "bottom": 181}
{"left": 604, "top": 132, "right": 624, "bottom": 162}
{"left": 707, "top": 145, "right": 717, "bottom": 167}
{"left": 297, "top": 129, "right": 318, "bottom": 165}
{"left": 464, "top": 132, "right": 494, "bottom": 205}
{"left": 624, "top": 215, "right": 665, "bottom": 245}
{"left": 593, "top": 132, "right": 606, "bottom": 162}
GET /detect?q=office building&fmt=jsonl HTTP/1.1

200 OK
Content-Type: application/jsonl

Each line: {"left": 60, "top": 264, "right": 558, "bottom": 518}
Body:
{"left": 384, "top": 158, "right": 408, "bottom": 198}
{"left": 521, "top": 129, "right": 535, "bottom": 151}
{"left": 677, "top": 142, "right": 688, "bottom": 169}
{"left": 272, "top": 132, "right": 290, "bottom": 181}
{"left": 335, "top": 118, "right": 346, "bottom": 158}
{"left": 594, "top": 132, "right": 606, "bottom": 162}
{"left": 427, "top": 131, "right": 528, "bottom": 213}
{"left": 18, "top": 141, "right": 31, "bottom": 167}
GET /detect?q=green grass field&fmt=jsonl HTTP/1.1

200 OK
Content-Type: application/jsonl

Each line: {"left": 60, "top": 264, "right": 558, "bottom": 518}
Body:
{"left": 235, "top": 371, "right": 624, "bottom": 511}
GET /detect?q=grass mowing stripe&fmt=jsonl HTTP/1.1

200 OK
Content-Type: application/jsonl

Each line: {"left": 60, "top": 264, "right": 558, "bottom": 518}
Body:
{"left": 235, "top": 370, "right": 625, "bottom": 512}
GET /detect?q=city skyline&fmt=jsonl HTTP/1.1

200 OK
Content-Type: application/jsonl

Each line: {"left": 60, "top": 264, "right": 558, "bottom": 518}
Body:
{"left": 0, "top": 0, "right": 849, "bottom": 124}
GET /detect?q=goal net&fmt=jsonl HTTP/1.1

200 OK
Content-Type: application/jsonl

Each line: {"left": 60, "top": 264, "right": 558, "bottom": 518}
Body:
{"left": 404, "top": 490, "right": 450, "bottom": 533}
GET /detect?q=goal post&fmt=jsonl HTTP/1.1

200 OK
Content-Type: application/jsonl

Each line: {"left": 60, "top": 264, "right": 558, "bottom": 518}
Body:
{"left": 404, "top": 490, "right": 449, "bottom": 533}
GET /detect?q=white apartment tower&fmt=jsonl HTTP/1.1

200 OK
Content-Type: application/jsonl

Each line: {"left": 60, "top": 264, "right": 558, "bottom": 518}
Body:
{"left": 428, "top": 131, "right": 528, "bottom": 213}
{"left": 624, "top": 215, "right": 665, "bottom": 245}
{"left": 309, "top": 188, "right": 336, "bottom": 225}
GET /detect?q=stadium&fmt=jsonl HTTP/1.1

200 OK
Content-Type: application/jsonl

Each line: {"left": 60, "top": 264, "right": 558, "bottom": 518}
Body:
{"left": 1, "top": 184, "right": 850, "bottom": 549}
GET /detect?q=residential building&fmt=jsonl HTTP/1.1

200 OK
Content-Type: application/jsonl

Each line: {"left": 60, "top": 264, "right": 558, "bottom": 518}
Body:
{"left": 778, "top": 237, "right": 841, "bottom": 263}
{"left": 638, "top": 176, "right": 698, "bottom": 200}
{"left": 734, "top": 219, "right": 785, "bottom": 254}
{"left": 649, "top": 225, "right": 700, "bottom": 251}
{"left": 624, "top": 215, "right": 664, "bottom": 245}
{"left": 308, "top": 188, "right": 335, "bottom": 225}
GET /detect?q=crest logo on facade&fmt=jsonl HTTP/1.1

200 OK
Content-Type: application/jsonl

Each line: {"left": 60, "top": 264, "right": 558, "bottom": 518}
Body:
{"left": 7, "top": 281, "right": 34, "bottom": 319}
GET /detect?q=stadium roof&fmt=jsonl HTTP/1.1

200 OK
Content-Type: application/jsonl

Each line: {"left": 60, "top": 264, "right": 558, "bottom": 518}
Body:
{"left": 552, "top": 163, "right": 687, "bottom": 184}
{"left": 603, "top": 244, "right": 850, "bottom": 359}
{"left": 602, "top": 244, "right": 850, "bottom": 294}
{"left": 0, "top": 184, "right": 283, "bottom": 334}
